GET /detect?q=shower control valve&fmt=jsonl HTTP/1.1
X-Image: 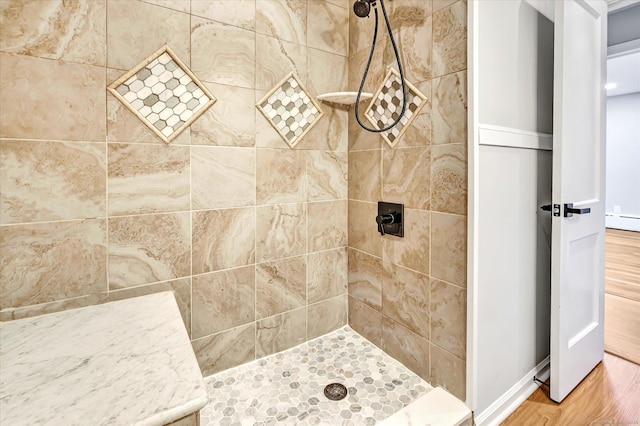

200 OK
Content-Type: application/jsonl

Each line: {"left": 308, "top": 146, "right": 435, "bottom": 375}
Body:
{"left": 376, "top": 201, "right": 404, "bottom": 237}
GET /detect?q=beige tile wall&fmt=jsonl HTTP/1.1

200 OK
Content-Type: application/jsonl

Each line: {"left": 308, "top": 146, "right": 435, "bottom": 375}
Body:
{"left": 347, "top": 0, "right": 468, "bottom": 400}
{"left": 0, "top": 0, "right": 468, "bottom": 395}
{"left": 0, "top": 0, "right": 349, "bottom": 377}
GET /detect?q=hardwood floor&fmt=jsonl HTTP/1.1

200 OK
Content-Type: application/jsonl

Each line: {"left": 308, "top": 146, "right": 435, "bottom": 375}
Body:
{"left": 501, "top": 353, "right": 640, "bottom": 425}
{"left": 605, "top": 228, "right": 640, "bottom": 364}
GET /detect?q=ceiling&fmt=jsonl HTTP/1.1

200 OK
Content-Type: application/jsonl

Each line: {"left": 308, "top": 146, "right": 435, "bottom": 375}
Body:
{"left": 607, "top": 51, "right": 640, "bottom": 97}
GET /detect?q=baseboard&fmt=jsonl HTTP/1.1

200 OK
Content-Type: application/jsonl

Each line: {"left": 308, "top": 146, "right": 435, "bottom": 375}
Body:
{"left": 474, "top": 356, "right": 550, "bottom": 426}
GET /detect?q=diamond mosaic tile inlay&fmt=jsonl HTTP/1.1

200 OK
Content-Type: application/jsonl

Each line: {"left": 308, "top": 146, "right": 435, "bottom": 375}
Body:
{"left": 200, "top": 326, "right": 433, "bottom": 425}
{"left": 107, "top": 46, "right": 216, "bottom": 144}
{"left": 257, "top": 72, "right": 324, "bottom": 148}
{"left": 364, "top": 68, "right": 428, "bottom": 148}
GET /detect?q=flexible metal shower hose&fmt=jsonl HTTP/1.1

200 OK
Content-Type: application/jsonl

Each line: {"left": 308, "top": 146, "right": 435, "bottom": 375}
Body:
{"left": 354, "top": 0, "right": 408, "bottom": 133}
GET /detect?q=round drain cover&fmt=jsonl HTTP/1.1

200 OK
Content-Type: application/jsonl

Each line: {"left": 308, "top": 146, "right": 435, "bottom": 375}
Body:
{"left": 324, "top": 383, "right": 348, "bottom": 401}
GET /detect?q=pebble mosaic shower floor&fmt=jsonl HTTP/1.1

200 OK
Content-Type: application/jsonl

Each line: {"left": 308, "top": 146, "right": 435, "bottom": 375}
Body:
{"left": 200, "top": 326, "right": 433, "bottom": 426}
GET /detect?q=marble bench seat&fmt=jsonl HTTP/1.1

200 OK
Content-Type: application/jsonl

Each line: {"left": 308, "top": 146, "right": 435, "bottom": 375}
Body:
{"left": 0, "top": 292, "right": 208, "bottom": 426}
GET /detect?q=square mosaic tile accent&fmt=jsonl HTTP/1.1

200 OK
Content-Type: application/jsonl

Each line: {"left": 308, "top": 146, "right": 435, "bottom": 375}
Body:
{"left": 364, "top": 68, "right": 428, "bottom": 148}
{"left": 107, "top": 45, "right": 216, "bottom": 144}
{"left": 256, "top": 72, "right": 324, "bottom": 148}
{"left": 200, "top": 326, "right": 433, "bottom": 425}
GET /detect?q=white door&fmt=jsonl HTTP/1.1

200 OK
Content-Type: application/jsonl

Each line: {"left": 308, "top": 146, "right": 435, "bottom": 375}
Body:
{"left": 550, "top": 0, "right": 607, "bottom": 403}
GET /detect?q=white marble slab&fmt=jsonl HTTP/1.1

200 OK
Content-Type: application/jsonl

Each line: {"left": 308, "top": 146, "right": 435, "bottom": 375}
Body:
{"left": 378, "top": 387, "right": 472, "bottom": 426}
{"left": 0, "top": 292, "right": 208, "bottom": 426}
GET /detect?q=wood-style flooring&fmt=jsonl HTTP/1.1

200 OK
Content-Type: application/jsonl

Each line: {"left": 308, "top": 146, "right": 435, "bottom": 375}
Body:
{"left": 501, "top": 353, "right": 640, "bottom": 425}
{"left": 604, "top": 228, "right": 640, "bottom": 364}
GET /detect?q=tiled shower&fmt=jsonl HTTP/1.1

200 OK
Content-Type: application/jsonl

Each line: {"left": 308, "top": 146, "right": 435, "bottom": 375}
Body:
{"left": 0, "top": 0, "right": 467, "bottom": 411}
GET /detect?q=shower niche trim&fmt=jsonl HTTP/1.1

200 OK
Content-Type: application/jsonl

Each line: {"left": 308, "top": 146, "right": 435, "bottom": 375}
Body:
{"left": 107, "top": 45, "right": 216, "bottom": 144}
{"left": 364, "top": 68, "right": 428, "bottom": 148}
{"left": 256, "top": 71, "right": 324, "bottom": 148}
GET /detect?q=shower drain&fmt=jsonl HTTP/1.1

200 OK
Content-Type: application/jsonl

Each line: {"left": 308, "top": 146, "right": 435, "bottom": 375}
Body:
{"left": 323, "top": 383, "right": 348, "bottom": 401}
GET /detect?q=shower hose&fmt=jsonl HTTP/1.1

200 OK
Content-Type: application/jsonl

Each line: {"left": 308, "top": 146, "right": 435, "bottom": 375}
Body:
{"left": 354, "top": 0, "right": 408, "bottom": 133}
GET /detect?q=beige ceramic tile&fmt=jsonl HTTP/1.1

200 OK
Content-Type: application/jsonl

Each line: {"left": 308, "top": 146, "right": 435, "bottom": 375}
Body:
{"left": 348, "top": 200, "right": 382, "bottom": 257}
{"left": 192, "top": 207, "right": 255, "bottom": 274}
{"left": 430, "top": 343, "right": 466, "bottom": 400}
{"left": 348, "top": 112, "right": 384, "bottom": 151}
{"left": 108, "top": 213, "right": 190, "bottom": 289}
{"left": 108, "top": 143, "right": 189, "bottom": 216}
{"left": 430, "top": 212, "right": 466, "bottom": 287}
{"left": 192, "top": 323, "right": 255, "bottom": 376}
{"left": 256, "top": 0, "right": 307, "bottom": 45}
{"left": 191, "top": 16, "right": 255, "bottom": 89}
{"left": 1, "top": 140, "right": 105, "bottom": 224}
{"left": 348, "top": 296, "right": 382, "bottom": 347}
{"left": 348, "top": 149, "right": 381, "bottom": 202}
{"left": 0, "top": 53, "right": 105, "bottom": 141}
{"left": 302, "top": 107, "right": 348, "bottom": 152}
{"left": 108, "top": 278, "right": 192, "bottom": 337}
{"left": 167, "top": 413, "right": 198, "bottom": 426}
{"left": 256, "top": 149, "right": 306, "bottom": 205}
{"left": 191, "top": 0, "right": 255, "bottom": 30}
{"left": 348, "top": 248, "right": 382, "bottom": 310}
{"left": 256, "top": 307, "right": 306, "bottom": 357}
{"left": 394, "top": 80, "right": 431, "bottom": 148}
{"left": 256, "top": 34, "right": 307, "bottom": 91}
{"left": 139, "top": 0, "right": 190, "bottom": 13}
{"left": 382, "top": 208, "right": 430, "bottom": 275}
{"left": 381, "top": 315, "right": 430, "bottom": 381}
{"left": 386, "top": 12, "right": 432, "bottom": 84}
{"left": 433, "top": 0, "right": 458, "bottom": 12}
{"left": 382, "top": 262, "right": 430, "bottom": 339}
{"left": 255, "top": 256, "right": 306, "bottom": 319}
{"left": 307, "top": 47, "right": 348, "bottom": 95}
{"left": 191, "top": 146, "right": 256, "bottom": 210}
{"left": 433, "top": 0, "right": 467, "bottom": 77}
{"left": 432, "top": 71, "right": 467, "bottom": 145}
{"left": 348, "top": 46, "right": 384, "bottom": 96}
{"left": 192, "top": 266, "right": 255, "bottom": 338}
{"left": 0, "top": 0, "right": 106, "bottom": 66}
{"left": 389, "top": 0, "right": 433, "bottom": 30}
{"left": 431, "top": 278, "right": 466, "bottom": 359}
{"left": 326, "top": 0, "right": 349, "bottom": 8}
{"left": 306, "top": 151, "right": 347, "bottom": 201}
{"left": 191, "top": 82, "right": 256, "bottom": 147}
{"left": 307, "top": 0, "right": 348, "bottom": 56}
{"left": 383, "top": 147, "right": 431, "bottom": 210}
{"left": 256, "top": 203, "right": 306, "bottom": 262}
{"left": 308, "top": 248, "right": 348, "bottom": 304}
{"left": 0, "top": 293, "right": 109, "bottom": 322}
{"left": 308, "top": 200, "right": 347, "bottom": 251}
{"left": 431, "top": 143, "right": 467, "bottom": 215}
{"left": 107, "top": 0, "right": 190, "bottom": 70}
{"left": 0, "top": 220, "right": 107, "bottom": 310}
{"left": 349, "top": 2, "right": 375, "bottom": 57}
{"left": 307, "top": 294, "right": 347, "bottom": 339}
{"left": 106, "top": 69, "right": 191, "bottom": 145}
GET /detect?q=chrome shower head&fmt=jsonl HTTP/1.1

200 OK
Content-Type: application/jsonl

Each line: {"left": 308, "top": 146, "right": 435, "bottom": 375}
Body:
{"left": 353, "top": 0, "right": 374, "bottom": 18}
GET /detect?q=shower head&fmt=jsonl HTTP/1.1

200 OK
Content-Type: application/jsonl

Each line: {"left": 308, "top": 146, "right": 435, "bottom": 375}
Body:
{"left": 353, "top": 0, "right": 375, "bottom": 18}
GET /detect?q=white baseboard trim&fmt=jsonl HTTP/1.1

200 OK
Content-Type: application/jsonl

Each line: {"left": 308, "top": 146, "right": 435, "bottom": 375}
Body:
{"left": 606, "top": 215, "right": 640, "bottom": 232}
{"left": 474, "top": 356, "right": 550, "bottom": 426}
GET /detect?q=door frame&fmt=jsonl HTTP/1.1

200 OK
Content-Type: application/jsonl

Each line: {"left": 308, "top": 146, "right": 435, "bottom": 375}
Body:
{"left": 467, "top": 0, "right": 610, "bottom": 419}
{"left": 466, "top": 0, "right": 479, "bottom": 412}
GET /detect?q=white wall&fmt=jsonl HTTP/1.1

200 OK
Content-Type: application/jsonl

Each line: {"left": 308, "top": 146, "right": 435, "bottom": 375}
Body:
{"left": 608, "top": 4, "right": 640, "bottom": 46}
{"left": 473, "top": 1, "right": 554, "bottom": 422}
{"left": 478, "top": 0, "right": 554, "bottom": 133}
{"left": 606, "top": 92, "right": 640, "bottom": 231}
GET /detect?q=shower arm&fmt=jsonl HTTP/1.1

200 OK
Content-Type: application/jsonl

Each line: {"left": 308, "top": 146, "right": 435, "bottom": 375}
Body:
{"left": 354, "top": 0, "right": 408, "bottom": 133}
